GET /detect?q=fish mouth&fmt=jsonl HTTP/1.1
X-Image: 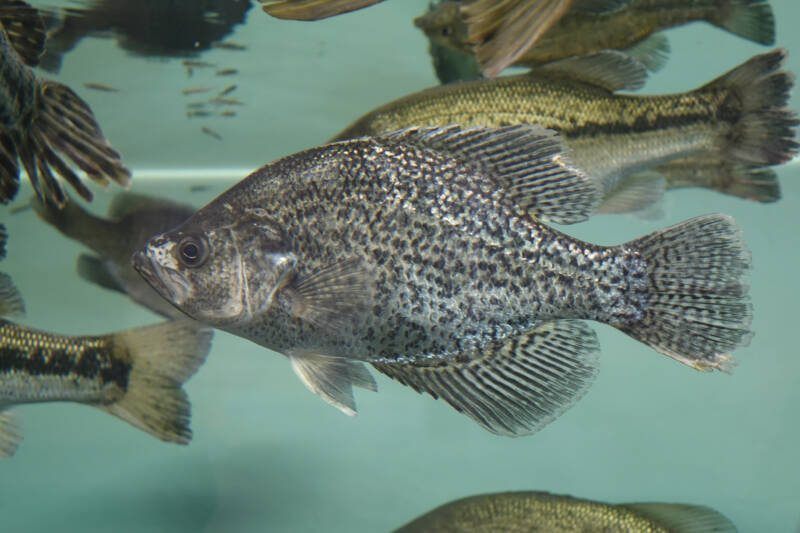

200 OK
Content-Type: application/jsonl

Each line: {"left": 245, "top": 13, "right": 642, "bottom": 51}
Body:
{"left": 132, "top": 250, "right": 192, "bottom": 304}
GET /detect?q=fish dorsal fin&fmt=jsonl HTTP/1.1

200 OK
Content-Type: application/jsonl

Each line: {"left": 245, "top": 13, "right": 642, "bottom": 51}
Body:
{"left": 373, "top": 320, "right": 600, "bottom": 436}
{"left": 536, "top": 50, "right": 647, "bottom": 91}
{"left": 595, "top": 170, "right": 666, "bottom": 215}
{"left": 620, "top": 503, "right": 737, "bottom": 533}
{"left": 625, "top": 33, "right": 670, "bottom": 73}
{"left": 107, "top": 192, "right": 194, "bottom": 221}
{"left": 379, "top": 125, "right": 601, "bottom": 224}
{"left": 0, "top": 273, "right": 25, "bottom": 317}
{"left": 0, "top": 0, "right": 46, "bottom": 66}
{"left": 0, "top": 411, "right": 22, "bottom": 458}
{"left": 288, "top": 351, "right": 377, "bottom": 416}
{"left": 572, "top": 0, "right": 631, "bottom": 13}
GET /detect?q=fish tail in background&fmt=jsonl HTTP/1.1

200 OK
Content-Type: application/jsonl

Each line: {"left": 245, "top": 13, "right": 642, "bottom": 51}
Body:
{"left": 658, "top": 156, "right": 780, "bottom": 203}
{"left": 31, "top": 191, "right": 118, "bottom": 245}
{"left": 22, "top": 80, "right": 130, "bottom": 207}
{"left": 710, "top": 0, "right": 774, "bottom": 45}
{"left": 0, "top": 410, "right": 21, "bottom": 457}
{"left": 99, "top": 321, "right": 212, "bottom": 444}
{"left": 703, "top": 48, "right": 798, "bottom": 167}
{"left": 373, "top": 320, "right": 600, "bottom": 436}
{"left": 616, "top": 214, "right": 752, "bottom": 372}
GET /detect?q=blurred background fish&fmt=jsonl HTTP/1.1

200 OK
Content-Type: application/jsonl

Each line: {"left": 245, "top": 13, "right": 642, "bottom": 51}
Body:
{"left": 38, "top": 0, "right": 253, "bottom": 73}
{"left": 260, "top": 0, "right": 386, "bottom": 20}
{"left": 33, "top": 192, "right": 197, "bottom": 320}
{"left": 391, "top": 491, "right": 737, "bottom": 532}
{"left": 417, "top": 0, "right": 774, "bottom": 80}
{"left": 0, "top": 224, "right": 212, "bottom": 457}
{"left": 333, "top": 49, "right": 798, "bottom": 212}
{"left": 0, "top": 0, "right": 129, "bottom": 208}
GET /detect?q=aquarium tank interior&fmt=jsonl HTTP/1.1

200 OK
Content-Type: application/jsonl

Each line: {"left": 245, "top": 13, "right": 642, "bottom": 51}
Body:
{"left": 1, "top": 0, "right": 799, "bottom": 531}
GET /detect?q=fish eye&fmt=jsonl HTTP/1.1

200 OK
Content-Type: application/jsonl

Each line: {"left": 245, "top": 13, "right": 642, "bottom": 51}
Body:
{"left": 177, "top": 236, "right": 208, "bottom": 267}
{"left": 441, "top": 25, "right": 453, "bottom": 37}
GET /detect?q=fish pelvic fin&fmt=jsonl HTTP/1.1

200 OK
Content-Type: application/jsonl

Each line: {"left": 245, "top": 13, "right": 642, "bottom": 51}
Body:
{"left": 0, "top": 0, "right": 47, "bottom": 66}
{"left": 617, "top": 214, "right": 752, "bottom": 372}
{"left": 0, "top": 410, "right": 22, "bottom": 458}
{"left": 23, "top": 80, "right": 130, "bottom": 208}
{"left": 702, "top": 48, "right": 798, "bottom": 167}
{"left": 711, "top": 0, "right": 774, "bottom": 46}
{"left": 100, "top": 321, "right": 212, "bottom": 444}
{"left": 289, "top": 351, "right": 377, "bottom": 417}
{"left": 373, "top": 320, "right": 599, "bottom": 437}
{"left": 620, "top": 503, "right": 737, "bottom": 533}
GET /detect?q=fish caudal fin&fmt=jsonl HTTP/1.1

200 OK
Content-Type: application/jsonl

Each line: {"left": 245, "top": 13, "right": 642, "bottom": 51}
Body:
{"left": 373, "top": 320, "right": 600, "bottom": 436}
{"left": 618, "top": 214, "right": 752, "bottom": 372}
{"left": 289, "top": 351, "right": 377, "bottom": 417}
{"left": 711, "top": 0, "right": 774, "bottom": 46}
{"left": 0, "top": 410, "right": 22, "bottom": 457}
{"left": 100, "top": 321, "right": 212, "bottom": 444}
{"left": 704, "top": 48, "right": 798, "bottom": 167}
{"left": 620, "top": 503, "right": 737, "bottom": 533}
{"left": 22, "top": 80, "right": 130, "bottom": 207}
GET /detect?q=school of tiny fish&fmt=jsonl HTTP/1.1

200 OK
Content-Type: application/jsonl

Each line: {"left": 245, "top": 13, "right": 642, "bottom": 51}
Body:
{"left": 0, "top": 0, "right": 797, "bottom": 530}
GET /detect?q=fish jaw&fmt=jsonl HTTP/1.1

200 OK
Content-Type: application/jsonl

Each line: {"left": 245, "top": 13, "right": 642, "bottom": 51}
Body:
{"left": 132, "top": 246, "right": 192, "bottom": 309}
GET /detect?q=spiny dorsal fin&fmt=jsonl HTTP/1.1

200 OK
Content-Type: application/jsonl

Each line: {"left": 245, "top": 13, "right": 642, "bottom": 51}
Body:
{"left": 621, "top": 503, "right": 737, "bottom": 532}
{"left": 372, "top": 320, "right": 600, "bottom": 436}
{"left": 0, "top": 0, "right": 46, "bottom": 66}
{"left": 572, "top": 0, "right": 631, "bottom": 13}
{"left": 625, "top": 33, "right": 670, "bottom": 73}
{"left": 379, "top": 125, "right": 601, "bottom": 224}
{"left": 536, "top": 50, "right": 647, "bottom": 91}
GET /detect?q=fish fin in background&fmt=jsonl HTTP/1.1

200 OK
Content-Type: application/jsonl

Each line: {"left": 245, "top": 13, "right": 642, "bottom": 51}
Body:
{"left": 99, "top": 321, "right": 212, "bottom": 444}
{"left": 710, "top": 0, "right": 774, "bottom": 46}
{"left": 106, "top": 191, "right": 194, "bottom": 221}
{"left": 289, "top": 351, "right": 377, "bottom": 416}
{"left": 537, "top": 50, "right": 647, "bottom": 91}
{"left": 595, "top": 171, "right": 666, "bottom": 215}
{"left": 373, "top": 320, "right": 600, "bottom": 436}
{"left": 288, "top": 258, "right": 373, "bottom": 332}
{"left": 0, "top": 0, "right": 46, "bottom": 66}
{"left": 571, "top": 0, "right": 630, "bottom": 12}
{"left": 0, "top": 410, "right": 22, "bottom": 457}
{"left": 702, "top": 48, "right": 798, "bottom": 166}
{"left": 624, "top": 33, "right": 670, "bottom": 73}
{"left": 21, "top": 80, "right": 130, "bottom": 207}
{"left": 260, "top": 0, "right": 385, "bottom": 20}
{"left": 462, "top": 0, "right": 575, "bottom": 77}
{"left": 658, "top": 156, "right": 780, "bottom": 203}
{"left": 0, "top": 132, "right": 20, "bottom": 202}
{"left": 429, "top": 40, "right": 482, "bottom": 85}
{"left": 620, "top": 503, "right": 737, "bottom": 533}
{"left": 76, "top": 254, "right": 126, "bottom": 294}
{"left": 617, "top": 214, "right": 752, "bottom": 372}
{"left": 0, "top": 273, "right": 25, "bottom": 316}
{"left": 379, "top": 125, "right": 600, "bottom": 224}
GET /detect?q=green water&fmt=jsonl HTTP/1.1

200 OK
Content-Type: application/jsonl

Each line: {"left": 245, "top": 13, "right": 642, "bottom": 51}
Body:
{"left": 2, "top": 1, "right": 799, "bottom": 531}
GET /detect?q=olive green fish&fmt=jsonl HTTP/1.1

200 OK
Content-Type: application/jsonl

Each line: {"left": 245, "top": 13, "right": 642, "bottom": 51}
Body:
{"left": 0, "top": 225, "right": 212, "bottom": 457}
{"left": 260, "top": 0, "right": 386, "bottom": 20}
{"left": 334, "top": 49, "right": 797, "bottom": 210}
{"left": 393, "top": 491, "right": 737, "bottom": 532}
{"left": 0, "top": 0, "right": 130, "bottom": 207}
{"left": 33, "top": 192, "right": 197, "bottom": 320}
{"left": 134, "top": 125, "right": 752, "bottom": 436}
{"left": 417, "top": 0, "right": 774, "bottom": 76}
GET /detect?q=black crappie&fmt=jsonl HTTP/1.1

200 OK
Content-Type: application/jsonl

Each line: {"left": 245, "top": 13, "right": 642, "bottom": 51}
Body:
{"left": 134, "top": 125, "right": 752, "bottom": 436}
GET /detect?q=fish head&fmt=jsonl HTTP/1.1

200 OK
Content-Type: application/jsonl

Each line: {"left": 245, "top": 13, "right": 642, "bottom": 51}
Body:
{"left": 133, "top": 205, "right": 296, "bottom": 327}
{"left": 413, "top": 2, "right": 469, "bottom": 50}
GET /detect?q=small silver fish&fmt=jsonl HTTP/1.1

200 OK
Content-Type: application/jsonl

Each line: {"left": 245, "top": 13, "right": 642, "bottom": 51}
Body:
{"left": 134, "top": 125, "right": 752, "bottom": 435}
{"left": 181, "top": 87, "right": 213, "bottom": 95}
{"left": 215, "top": 68, "right": 238, "bottom": 76}
{"left": 211, "top": 41, "right": 247, "bottom": 51}
{"left": 181, "top": 59, "right": 215, "bottom": 68}
{"left": 218, "top": 84, "right": 237, "bottom": 97}
{"left": 201, "top": 126, "right": 222, "bottom": 140}
{"left": 83, "top": 82, "right": 119, "bottom": 92}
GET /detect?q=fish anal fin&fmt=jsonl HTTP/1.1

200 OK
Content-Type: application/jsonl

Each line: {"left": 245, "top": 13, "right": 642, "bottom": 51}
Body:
{"left": 0, "top": 0, "right": 47, "bottom": 66}
{"left": 373, "top": 320, "right": 599, "bottom": 436}
{"left": 620, "top": 503, "right": 737, "bottom": 533}
{"left": 289, "top": 351, "right": 377, "bottom": 416}
{"left": 595, "top": 170, "right": 665, "bottom": 216}
{"left": 0, "top": 410, "right": 22, "bottom": 457}
{"left": 535, "top": 50, "right": 647, "bottom": 91}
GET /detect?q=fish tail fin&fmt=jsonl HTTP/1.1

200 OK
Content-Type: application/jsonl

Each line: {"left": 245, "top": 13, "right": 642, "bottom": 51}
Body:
{"left": 99, "top": 321, "right": 212, "bottom": 444}
{"left": 711, "top": 0, "right": 774, "bottom": 46}
{"left": 23, "top": 80, "right": 130, "bottom": 207}
{"left": 617, "top": 214, "right": 752, "bottom": 372}
{"left": 0, "top": 410, "right": 22, "bottom": 458}
{"left": 703, "top": 48, "right": 798, "bottom": 166}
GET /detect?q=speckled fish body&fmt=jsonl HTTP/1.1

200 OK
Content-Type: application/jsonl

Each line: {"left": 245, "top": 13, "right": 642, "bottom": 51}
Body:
{"left": 334, "top": 49, "right": 797, "bottom": 207}
{"left": 135, "top": 125, "right": 752, "bottom": 436}
{"left": 393, "top": 491, "right": 737, "bottom": 533}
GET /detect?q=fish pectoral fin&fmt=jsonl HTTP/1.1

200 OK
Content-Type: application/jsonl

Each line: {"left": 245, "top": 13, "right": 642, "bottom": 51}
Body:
{"left": 571, "top": 0, "right": 630, "bottom": 14}
{"left": 372, "top": 320, "right": 600, "bottom": 436}
{"left": 624, "top": 33, "right": 670, "bottom": 73}
{"left": 379, "top": 125, "right": 600, "bottom": 224}
{"left": 0, "top": 272, "right": 25, "bottom": 317}
{"left": 289, "top": 258, "right": 372, "bottom": 331}
{"left": 619, "top": 503, "right": 737, "bottom": 533}
{"left": 595, "top": 170, "right": 666, "bottom": 216}
{"left": 76, "top": 254, "right": 127, "bottom": 294}
{"left": 0, "top": 0, "right": 47, "bottom": 66}
{"left": 289, "top": 351, "right": 377, "bottom": 417}
{"left": 536, "top": 50, "right": 647, "bottom": 91}
{"left": 0, "top": 410, "right": 22, "bottom": 458}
